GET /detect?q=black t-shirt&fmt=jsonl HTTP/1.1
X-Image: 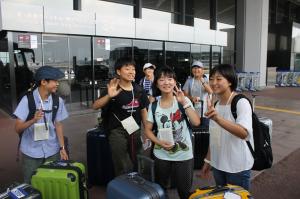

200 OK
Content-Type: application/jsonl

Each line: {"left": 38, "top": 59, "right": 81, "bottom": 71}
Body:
{"left": 102, "top": 83, "right": 149, "bottom": 130}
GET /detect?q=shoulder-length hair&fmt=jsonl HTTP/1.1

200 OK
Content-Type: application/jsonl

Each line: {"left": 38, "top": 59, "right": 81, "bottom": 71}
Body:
{"left": 152, "top": 66, "right": 177, "bottom": 97}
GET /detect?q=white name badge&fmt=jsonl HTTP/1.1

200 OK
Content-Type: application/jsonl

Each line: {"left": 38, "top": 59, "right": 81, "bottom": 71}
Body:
{"left": 34, "top": 123, "right": 49, "bottom": 141}
{"left": 121, "top": 116, "right": 140, "bottom": 135}
{"left": 158, "top": 128, "right": 174, "bottom": 145}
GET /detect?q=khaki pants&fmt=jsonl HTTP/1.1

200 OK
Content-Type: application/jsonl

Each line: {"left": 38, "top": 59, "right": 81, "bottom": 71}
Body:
{"left": 108, "top": 127, "right": 142, "bottom": 176}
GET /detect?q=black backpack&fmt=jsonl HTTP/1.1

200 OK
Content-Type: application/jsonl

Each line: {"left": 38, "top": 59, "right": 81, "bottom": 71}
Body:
{"left": 15, "top": 91, "right": 59, "bottom": 161}
{"left": 230, "top": 94, "right": 273, "bottom": 171}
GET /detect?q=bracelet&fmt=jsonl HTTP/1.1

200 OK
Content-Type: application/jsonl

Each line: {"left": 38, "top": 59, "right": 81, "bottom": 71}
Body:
{"left": 59, "top": 146, "right": 65, "bottom": 151}
{"left": 204, "top": 158, "right": 211, "bottom": 164}
{"left": 183, "top": 102, "right": 189, "bottom": 109}
{"left": 184, "top": 105, "right": 191, "bottom": 110}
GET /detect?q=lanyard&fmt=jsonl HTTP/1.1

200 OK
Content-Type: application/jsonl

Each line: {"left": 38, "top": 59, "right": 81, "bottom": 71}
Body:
{"left": 226, "top": 92, "right": 234, "bottom": 105}
{"left": 38, "top": 92, "right": 51, "bottom": 130}
{"left": 113, "top": 87, "right": 135, "bottom": 122}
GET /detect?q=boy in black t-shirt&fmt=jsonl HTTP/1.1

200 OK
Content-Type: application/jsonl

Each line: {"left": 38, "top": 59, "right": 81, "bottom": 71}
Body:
{"left": 93, "top": 57, "right": 149, "bottom": 176}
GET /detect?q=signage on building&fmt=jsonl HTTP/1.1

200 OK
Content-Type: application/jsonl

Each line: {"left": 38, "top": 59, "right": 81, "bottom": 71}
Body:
{"left": 18, "top": 35, "right": 38, "bottom": 49}
{"left": 96, "top": 38, "right": 110, "bottom": 50}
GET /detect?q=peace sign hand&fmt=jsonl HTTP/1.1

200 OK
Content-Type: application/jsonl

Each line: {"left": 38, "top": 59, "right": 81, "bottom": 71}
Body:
{"left": 107, "top": 78, "right": 122, "bottom": 98}
{"left": 173, "top": 85, "right": 186, "bottom": 105}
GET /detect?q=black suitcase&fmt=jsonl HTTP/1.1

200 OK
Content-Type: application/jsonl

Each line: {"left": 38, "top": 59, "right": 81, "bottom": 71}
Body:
{"left": 0, "top": 183, "right": 41, "bottom": 199}
{"left": 193, "top": 100, "right": 210, "bottom": 170}
{"left": 86, "top": 126, "right": 115, "bottom": 186}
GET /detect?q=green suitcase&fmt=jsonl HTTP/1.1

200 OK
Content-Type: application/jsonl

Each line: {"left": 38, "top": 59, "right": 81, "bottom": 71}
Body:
{"left": 31, "top": 160, "right": 88, "bottom": 199}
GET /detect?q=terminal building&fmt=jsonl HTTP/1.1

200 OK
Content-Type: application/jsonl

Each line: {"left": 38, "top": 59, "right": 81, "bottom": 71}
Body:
{"left": 0, "top": 0, "right": 299, "bottom": 114}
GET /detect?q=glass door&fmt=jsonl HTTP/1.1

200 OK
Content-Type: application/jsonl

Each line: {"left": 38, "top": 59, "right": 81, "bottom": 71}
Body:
{"left": 43, "top": 35, "right": 94, "bottom": 113}
{"left": 93, "top": 37, "right": 132, "bottom": 98}
{"left": 166, "top": 42, "right": 191, "bottom": 85}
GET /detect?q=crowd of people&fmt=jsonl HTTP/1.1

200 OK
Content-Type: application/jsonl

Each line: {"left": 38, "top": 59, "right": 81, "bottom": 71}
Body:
{"left": 13, "top": 57, "right": 254, "bottom": 199}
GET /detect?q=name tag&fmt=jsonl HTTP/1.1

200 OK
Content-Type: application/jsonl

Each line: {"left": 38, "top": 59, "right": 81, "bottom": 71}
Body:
{"left": 121, "top": 116, "right": 140, "bottom": 135}
{"left": 34, "top": 123, "right": 49, "bottom": 141}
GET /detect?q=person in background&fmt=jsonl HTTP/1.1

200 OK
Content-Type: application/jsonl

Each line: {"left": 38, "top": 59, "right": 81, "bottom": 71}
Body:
{"left": 200, "top": 64, "right": 253, "bottom": 190}
{"left": 144, "top": 66, "right": 200, "bottom": 199}
{"left": 183, "top": 60, "right": 213, "bottom": 129}
{"left": 139, "top": 63, "right": 156, "bottom": 103}
{"left": 92, "top": 57, "right": 149, "bottom": 176}
{"left": 13, "top": 66, "right": 69, "bottom": 183}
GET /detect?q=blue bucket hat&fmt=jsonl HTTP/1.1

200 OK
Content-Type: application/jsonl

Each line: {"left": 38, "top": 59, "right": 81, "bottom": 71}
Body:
{"left": 34, "top": 66, "right": 64, "bottom": 81}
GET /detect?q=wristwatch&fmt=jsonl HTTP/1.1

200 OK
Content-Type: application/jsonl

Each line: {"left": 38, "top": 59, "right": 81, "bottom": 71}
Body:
{"left": 59, "top": 146, "right": 65, "bottom": 151}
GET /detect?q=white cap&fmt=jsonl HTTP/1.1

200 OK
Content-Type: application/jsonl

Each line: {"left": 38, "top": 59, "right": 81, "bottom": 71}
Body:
{"left": 143, "top": 63, "right": 156, "bottom": 70}
{"left": 192, "top": 61, "right": 204, "bottom": 68}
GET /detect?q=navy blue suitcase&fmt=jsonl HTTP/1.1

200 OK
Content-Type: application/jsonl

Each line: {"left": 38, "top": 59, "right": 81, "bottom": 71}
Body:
{"left": 106, "top": 155, "right": 166, "bottom": 199}
{"left": 86, "top": 127, "right": 115, "bottom": 186}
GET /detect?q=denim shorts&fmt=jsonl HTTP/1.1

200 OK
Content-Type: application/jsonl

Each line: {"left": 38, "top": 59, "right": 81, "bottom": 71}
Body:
{"left": 212, "top": 167, "right": 251, "bottom": 190}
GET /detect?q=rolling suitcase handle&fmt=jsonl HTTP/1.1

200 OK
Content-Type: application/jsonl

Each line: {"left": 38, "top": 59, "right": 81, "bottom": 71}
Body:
{"left": 137, "top": 154, "right": 155, "bottom": 183}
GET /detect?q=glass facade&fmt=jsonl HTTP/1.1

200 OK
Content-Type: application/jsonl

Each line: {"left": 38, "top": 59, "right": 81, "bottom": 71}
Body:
{"left": 133, "top": 40, "right": 164, "bottom": 82}
{"left": 267, "top": 0, "right": 300, "bottom": 70}
{"left": 165, "top": 42, "right": 191, "bottom": 85}
{"left": 217, "top": 0, "right": 236, "bottom": 65}
{"left": 0, "top": 34, "right": 12, "bottom": 112}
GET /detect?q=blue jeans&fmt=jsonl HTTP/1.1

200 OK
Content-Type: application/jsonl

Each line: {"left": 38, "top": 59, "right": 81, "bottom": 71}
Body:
{"left": 212, "top": 168, "right": 251, "bottom": 190}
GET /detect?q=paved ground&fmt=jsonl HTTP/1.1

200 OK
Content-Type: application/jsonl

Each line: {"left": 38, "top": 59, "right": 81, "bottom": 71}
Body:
{"left": 0, "top": 87, "right": 300, "bottom": 199}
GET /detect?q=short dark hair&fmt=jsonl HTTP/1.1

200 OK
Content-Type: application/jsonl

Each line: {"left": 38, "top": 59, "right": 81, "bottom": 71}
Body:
{"left": 36, "top": 79, "right": 50, "bottom": 87}
{"left": 152, "top": 66, "right": 177, "bottom": 97}
{"left": 114, "top": 57, "right": 136, "bottom": 72}
{"left": 209, "top": 64, "right": 237, "bottom": 91}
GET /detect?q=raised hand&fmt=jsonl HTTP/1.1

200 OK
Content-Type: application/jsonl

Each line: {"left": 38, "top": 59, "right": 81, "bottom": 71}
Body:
{"left": 33, "top": 109, "right": 44, "bottom": 123}
{"left": 107, "top": 78, "right": 122, "bottom": 98}
{"left": 205, "top": 95, "right": 219, "bottom": 121}
{"left": 173, "top": 85, "right": 186, "bottom": 105}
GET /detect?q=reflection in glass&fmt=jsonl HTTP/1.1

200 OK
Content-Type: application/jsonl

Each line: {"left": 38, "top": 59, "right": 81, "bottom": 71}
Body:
{"left": 43, "top": 36, "right": 71, "bottom": 104}
{"left": 13, "top": 33, "right": 42, "bottom": 100}
{"left": 133, "top": 40, "right": 163, "bottom": 82}
{"left": 212, "top": 46, "right": 221, "bottom": 67}
{"left": 143, "top": 0, "right": 172, "bottom": 12}
{"left": 0, "top": 37, "right": 12, "bottom": 112}
{"left": 166, "top": 42, "right": 191, "bottom": 85}
{"left": 194, "top": 0, "right": 210, "bottom": 30}
{"left": 68, "top": 37, "right": 92, "bottom": 109}
{"left": 101, "top": 0, "right": 134, "bottom": 6}
{"left": 217, "top": 0, "right": 236, "bottom": 65}
{"left": 133, "top": 40, "right": 149, "bottom": 82}
{"left": 94, "top": 37, "right": 132, "bottom": 89}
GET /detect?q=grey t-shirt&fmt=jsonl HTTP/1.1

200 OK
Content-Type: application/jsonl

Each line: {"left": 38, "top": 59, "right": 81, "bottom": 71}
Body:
{"left": 183, "top": 76, "right": 209, "bottom": 116}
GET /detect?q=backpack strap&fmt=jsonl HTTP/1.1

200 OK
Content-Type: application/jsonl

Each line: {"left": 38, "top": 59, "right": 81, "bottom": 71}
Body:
{"left": 230, "top": 93, "right": 255, "bottom": 158}
{"left": 151, "top": 100, "right": 158, "bottom": 135}
{"left": 26, "top": 92, "right": 36, "bottom": 121}
{"left": 51, "top": 93, "right": 59, "bottom": 124}
{"left": 231, "top": 93, "right": 253, "bottom": 119}
{"left": 151, "top": 100, "right": 191, "bottom": 134}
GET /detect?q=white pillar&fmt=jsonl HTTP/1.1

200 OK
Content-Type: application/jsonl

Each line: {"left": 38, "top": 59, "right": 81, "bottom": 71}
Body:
{"left": 236, "top": 0, "right": 269, "bottom": 88}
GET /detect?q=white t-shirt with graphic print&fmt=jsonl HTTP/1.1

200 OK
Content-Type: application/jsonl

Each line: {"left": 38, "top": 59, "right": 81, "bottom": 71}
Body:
{"left": 147, "top": 97, "right": 194, "bottom": 161}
